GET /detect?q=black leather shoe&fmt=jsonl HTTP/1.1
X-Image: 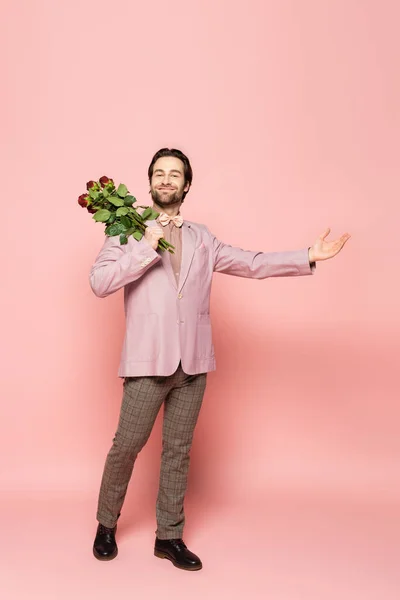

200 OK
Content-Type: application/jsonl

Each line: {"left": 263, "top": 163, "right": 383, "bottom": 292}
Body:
{"left": 93, "top": 523, "right": 118, "bottom": 561}
{"left": 154, "top": 537, "right": 202, "bottom": 571}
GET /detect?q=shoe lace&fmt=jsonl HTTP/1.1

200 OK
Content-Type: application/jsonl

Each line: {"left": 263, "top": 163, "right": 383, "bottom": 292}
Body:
{"left": 169, "top": 538, "right": 187, "bottom": 551}
{"left": 98, "top": 524, "right": 116, "bottom": 535}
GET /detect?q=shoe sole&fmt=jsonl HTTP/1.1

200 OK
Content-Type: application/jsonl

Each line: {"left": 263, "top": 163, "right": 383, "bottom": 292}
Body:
{"left": 154, "top": 549, "right": 202, "bottom": 571}
{"left": 93, "top": 547, "right": 118, "bottom": 561}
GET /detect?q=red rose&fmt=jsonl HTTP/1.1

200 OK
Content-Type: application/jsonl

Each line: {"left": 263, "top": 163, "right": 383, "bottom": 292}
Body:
{"left": 99, "top": 176, "right": 111, "bottom": 187}
{"left": 78, "top": 193, "right": 89, "bottom": 208}
{"left": 86, "top": 180, "right": 97, "bottom": 190}
{"left": 87, "top": 206, "right": 97, "bottom": 214}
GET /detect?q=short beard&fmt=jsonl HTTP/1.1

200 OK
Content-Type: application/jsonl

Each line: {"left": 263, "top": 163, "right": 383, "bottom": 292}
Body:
{"left": 150, "top": 188, "right": 185, "bottom": 209}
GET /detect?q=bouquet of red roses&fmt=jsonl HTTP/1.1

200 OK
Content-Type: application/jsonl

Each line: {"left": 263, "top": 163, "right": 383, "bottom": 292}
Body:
{"left": 78, "top": 176, "right": 175, "bottom": 253}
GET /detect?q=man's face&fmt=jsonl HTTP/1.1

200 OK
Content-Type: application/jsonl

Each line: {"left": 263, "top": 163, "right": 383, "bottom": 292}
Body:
{"left": 150, "top": 156, "right": 190, "bottom": 209}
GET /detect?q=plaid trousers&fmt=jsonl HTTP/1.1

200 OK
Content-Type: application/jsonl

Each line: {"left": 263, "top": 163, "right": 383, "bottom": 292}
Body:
{"left": 96, "top": 361, "right": 207, "bottom": 539}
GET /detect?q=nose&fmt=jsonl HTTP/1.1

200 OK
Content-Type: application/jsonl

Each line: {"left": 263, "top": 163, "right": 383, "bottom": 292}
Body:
{"left": 161, "top": 175, "right": 173, "bottom": 186}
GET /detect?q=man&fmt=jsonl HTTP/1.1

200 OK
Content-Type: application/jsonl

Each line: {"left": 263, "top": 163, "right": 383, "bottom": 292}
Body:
{"left": 89, "top": 147, "right": 351, "bottom": 571}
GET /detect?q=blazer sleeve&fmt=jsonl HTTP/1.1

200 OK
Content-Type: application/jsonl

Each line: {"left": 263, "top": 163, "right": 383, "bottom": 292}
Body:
{"left": 89, "top": 234, "right": 161, "bottom": 298}
{"left": 205, "top": 227, "right": 316, "bottom": 279}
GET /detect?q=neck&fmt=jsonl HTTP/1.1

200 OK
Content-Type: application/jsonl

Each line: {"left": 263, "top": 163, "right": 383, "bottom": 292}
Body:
{"left": 152, "top": 201, "right": 182, "bottom": 217}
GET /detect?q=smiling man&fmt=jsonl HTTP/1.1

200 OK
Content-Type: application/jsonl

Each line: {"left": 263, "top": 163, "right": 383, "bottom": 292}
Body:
{"left": 90, "top": 147, "right": 351, "bottom": 570}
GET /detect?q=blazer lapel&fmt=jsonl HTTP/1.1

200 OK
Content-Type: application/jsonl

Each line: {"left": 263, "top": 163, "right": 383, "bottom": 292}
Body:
{"left": 160, "top": 241, "right": 178, "bottom": 291}
{"left": 144, "top": 220, "right": 175, "bottom": 291}
{"left": 145, "top": 219, "right": 195, "bottom": 293}
{"left": 178, "top": 222, "right": 195, "bottom": 293}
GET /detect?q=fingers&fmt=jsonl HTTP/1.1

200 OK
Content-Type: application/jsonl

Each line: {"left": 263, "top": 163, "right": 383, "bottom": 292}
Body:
{"left": 146, "top": 226, "right": 163, "bottom": 236}
{"left": 144, "top": 226, "right": 164, "bottom": 245}
{"left": 334, "top": 234, "right": 351, "bottom": 253}
{"left": 320, "top": 229, "right": 350, "bottom": 245}
{"left": 320, "top": 227, "right": 331, "bottom": 240}
{"left": 150, "top": 227, "right": 164, "bottom": 241}
{"left": 153, "top": 227, "right": 164, "bottom": 238}
{"left": 337, "top": 233, "right": 351, "bottom": 248}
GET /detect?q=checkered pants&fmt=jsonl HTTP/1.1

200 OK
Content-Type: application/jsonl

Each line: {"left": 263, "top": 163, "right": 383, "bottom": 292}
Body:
{"left": 96, "top": 361, "right": 207, "bottom": 539}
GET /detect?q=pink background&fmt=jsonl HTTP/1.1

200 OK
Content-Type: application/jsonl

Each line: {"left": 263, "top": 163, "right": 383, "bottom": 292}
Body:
{"left": 1, "top": 0, "right": 399, "bottom": 598}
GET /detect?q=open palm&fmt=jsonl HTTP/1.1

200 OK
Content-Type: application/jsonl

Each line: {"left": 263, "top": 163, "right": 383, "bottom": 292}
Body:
{"left": 310, "top": 228, "right": 351, "bottom": 261}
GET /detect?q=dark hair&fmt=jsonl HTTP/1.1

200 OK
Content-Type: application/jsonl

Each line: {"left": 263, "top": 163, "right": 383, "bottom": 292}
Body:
{"left": 148, "top": 147, "right": 193, "bottom": 201}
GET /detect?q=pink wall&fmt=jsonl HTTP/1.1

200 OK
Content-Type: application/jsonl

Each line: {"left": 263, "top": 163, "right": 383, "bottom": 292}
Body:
{"left": 1, "top": 0, "right": 399, "bottom": 505}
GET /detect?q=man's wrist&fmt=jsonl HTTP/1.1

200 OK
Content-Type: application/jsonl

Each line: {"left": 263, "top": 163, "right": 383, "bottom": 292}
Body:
{"left": 308, "top": 247, "right": 316, "bottom": 265}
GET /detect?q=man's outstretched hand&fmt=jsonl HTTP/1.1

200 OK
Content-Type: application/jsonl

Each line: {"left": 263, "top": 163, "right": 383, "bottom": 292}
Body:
{"left": 309, "top": 228, "right": 351, "bottom": 262}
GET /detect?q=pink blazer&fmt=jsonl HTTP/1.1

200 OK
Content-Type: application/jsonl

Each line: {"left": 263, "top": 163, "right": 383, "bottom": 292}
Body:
{"left": 89, "top": 219, "right": 315, "bottom": 377}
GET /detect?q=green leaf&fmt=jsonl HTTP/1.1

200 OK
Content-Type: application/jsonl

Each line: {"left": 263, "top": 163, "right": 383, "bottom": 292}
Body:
{"left": 106, "top": 212, "right": 116, "bottom": 224}
{"left": 124, "top": 195, "right": 136, "bottom": 206}
{"left": 116, "top": 207, "right": 129, "bottom": 216}
{"left": 126, "top": 227, "right": 136, "bottom": 236}
{"left": 117, "top": 183, "right": 128, "bottom": 198}
{"left": 150, "top": 209, "right": 160, "bottom": 220}
{"left": 132, "top": 230, "right": 144, "bottom": 241}
{"left": 108, "top": 195, "right": 125, "bottom": 207}
{"left": 119, "top": 234, "right": 128, "bottom": 245}
{"left": 105, "top": 223, "right": 127, "bottom": 236}
{"left": 89, "top": 189, "right": 99, "bottom": 200}
{"left": 103, "top": 188, "right": 109, "bottom": 198}
{"left": 141, "top": 207, "right": 152, "bottom": 220}
{"left": 93, "top": 209, "right": 111, "bottom": 222}
{"left": 120, "top": 215, "right": 132, "bottom": 228}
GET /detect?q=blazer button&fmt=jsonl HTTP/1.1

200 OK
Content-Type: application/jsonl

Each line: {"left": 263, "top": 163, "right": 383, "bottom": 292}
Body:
{"left": 178, "top": 293, "right": 183, "bottom": 299}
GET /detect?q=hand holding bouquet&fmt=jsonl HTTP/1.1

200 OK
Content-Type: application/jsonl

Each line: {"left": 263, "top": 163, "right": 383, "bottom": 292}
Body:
{"left": 78, "top": 176, "right": 175, "bottom": 253}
